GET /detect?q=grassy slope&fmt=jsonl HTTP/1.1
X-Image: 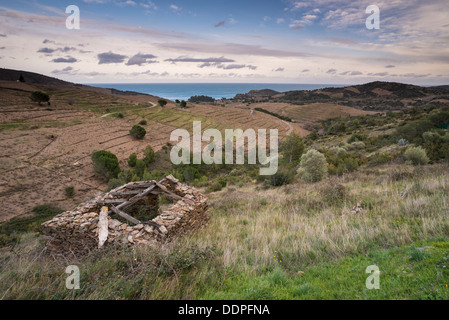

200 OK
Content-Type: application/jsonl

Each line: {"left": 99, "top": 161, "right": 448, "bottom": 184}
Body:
{"left": 1, "top": 164, "right": 448, "bottom": 300}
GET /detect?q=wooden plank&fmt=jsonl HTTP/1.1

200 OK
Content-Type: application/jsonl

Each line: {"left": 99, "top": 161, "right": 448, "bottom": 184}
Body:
{"left": 109, "top": 190, "right": 141, "bottom": 196}
{"left": 98, "top": 198, "right": 128, "bottom": 204}
{"left": 110, "top": 206, "right": 141, "bottom": 225}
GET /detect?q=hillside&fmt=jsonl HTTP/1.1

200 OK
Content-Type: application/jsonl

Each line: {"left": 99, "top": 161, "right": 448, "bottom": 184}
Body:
{"left": 233, "top": 81, "right": 449, "bottom": 112}
{"left": 0, "top": 69, "right": 307, "bottom": 222}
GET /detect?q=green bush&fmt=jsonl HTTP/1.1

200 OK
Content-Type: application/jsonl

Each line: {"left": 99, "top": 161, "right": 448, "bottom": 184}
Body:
{"left": 139, "top": 120, "right": 147, "bottom": 125}
{"left": 65, "top": 186, "right": 74, "bottom": 198}
{"left": 264, "top": 170, "right": 294, "bottom": 187}
{"left": 347, "top": 133, "right": 366, "bottom": 143}
{"left": 404, "top": 146, "right": 429, "bottom": 165}
{"left": 117, "top": 113, "right": 124, "bottom": 118}
{"left": 298, "top": 149, "right": 328, "bottom": 182}
{"left": 158, "top": 99, "right": 168, "bottom": 107}
{"left": 279, "top": 133, "right": 304, "bottom": 166}
{"left": 183, "top": 167, "right": 201, "bottom": 182}
{"left": 30, "top": 91, "right": 50, "bottom": 105}
{"left": 129, "top": 125, "right": 146, "bottom": 139}
{"left": 128, "top": 153, "right": 137, "bottom": 167}
{"left": 143, "top": 145, "right": 155, "bottom": 165}
{"left": 92, "top": 150, "right": 121, "bottom": 181}
{"left": 368, "top": 152, "right": 392, "bottom": 167}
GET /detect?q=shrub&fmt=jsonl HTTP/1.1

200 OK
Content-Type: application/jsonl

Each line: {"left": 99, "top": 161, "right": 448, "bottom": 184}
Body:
{"left": 320, "top": 182, "right": 346, "bottom": 206}
{"left": 117, "top": 113, "right": 124, "bottom": 118}
{"left": 183, "top": 167, "right": 200, "bottom": 182}
{"left": 143, "top": 145, "right": 155, "bottom": 165}
{"left": 129, "top": 125, "right": 146, "bottom": 139}
{"left": 91, "top": 150, "right": 121, "bottom": 181}
{"left": 30, "top": 91, "right": 50, "bottom": 105}
{"left": 65, "top": 186, "right": 74, "bottom": 198}
{"left": 397, "top": 138, "right": 409, "bottom": 146}
{"left": 347, "top": 141, "right": 365, "bottom": 150}
{"left": 264, "top": 170, "right": 294, "bottom": 187}
{"left": 298, "top": 149, "right": 328, "bottom": 182}
{"left": 128, "top": 153, "right": 137, "bottom": 167}
{"left": 404, "top": 146, "right": 429, "bottom": 165}
{"left": 347, "top": 133, "right": 366, "bottom": 143}
{"left": 368, "top": 152, "right": 392, "bottom": 167}
{"left": 279, "top": 133, "right": 304, "bottom": 166}
{"left": 180, "top": 100, "right": 187, "bottom": 108}
{"left": 329, "top": 146, "right": 347, "bottom": 156}
{"left": 395, "top": 119, "right": 435, "bottom": 144}
{"left": 158, "top": 99, "right": 168, "bottom": 107}
{"left": 139, "top": 120, "right": 147, "bottom": 125}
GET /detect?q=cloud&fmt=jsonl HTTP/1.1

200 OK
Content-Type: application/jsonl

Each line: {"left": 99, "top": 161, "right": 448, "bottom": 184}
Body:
{"left": 170, "top": 4, "right": 181, "bottom": 12}
{"left": 326, "top": 68, "right": 337, "bottom": 74}
{"left": 0, "top": 34, "right": 6, "bottom": 37}
{"left": 140, "top": 1, "right": 157, "bottom": 10}
{"left": 118, "top": 0, "right": 137, "bottom": 6}
{"left": 276, "top": 18, "right": 285, "bottom": 24}
{"left": 274, "top": 67, "right": 284, "bottom": 72}
{"left": 165, "top": 56, "right": 235, "bottom": 64}
{"left": 0, "top": 47, "right": 5, "bottom": 50}
{"left": 98, "top": 51, "right": 127, "bottom": 64}
{"left": 323, "top": 37, "right": 358, "bottom": 45}
{"left": 52, "top": 56, "right": 78, "bottom": 63}
{"left": 218, "top": 64, "right": 257, "bottom": 70}
{"left": 289, "top": 21, "right": 304, "bottom": 30}
{"left": 157, "top": 42, "right": 311, "bottom": 58}
{"left": 126, "top": 53, "right": 158, "bottom": 66}
{"left": 38, "top": 47, "right": 56, "bottom": 54}
{"left": 43, "top": 39, "right": 55, "bottom": 44}
{"left": 302, "top": 69, "right": 310, "bottom": 72}
{"left": 385, "top": 65, "right": 396, "bottom": 68}
{"left": 214, "top": 20, "right": 226, "bottom": 28}
{"left": 51, "top": 66, "right": 75, "bottom": 75}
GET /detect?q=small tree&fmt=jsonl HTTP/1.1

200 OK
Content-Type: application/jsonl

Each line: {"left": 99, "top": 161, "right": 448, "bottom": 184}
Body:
{"left": 180, "top": 100, "right": 187, "bottom": 108}
{"left": 30, "top": 91, "right": 50, "bottom": 106}
{"left": 128, "top": 153, "right": 137, "bottom": 167}
{"left": 91, "top": 150, "right": 121, "bottom": 181}
{"left": 129, "top": 125, "right": 146, "bottom": 139}
{"left": 158, "top": 99, "right": 168, "bottom": 107}
{"left": 279, "top": 133, "right": 304, "bottom": 166}
{"left": 298, "top": 149, "right": 328, "bottom": 182}
{"left": 19, "top": 74, "right": 25, "bottom": 82}
{"left": 404, "top": 146, "right": 429, "bottom": 165}
{"left": 143, "top": 145, "right": 155, "bottom": 166}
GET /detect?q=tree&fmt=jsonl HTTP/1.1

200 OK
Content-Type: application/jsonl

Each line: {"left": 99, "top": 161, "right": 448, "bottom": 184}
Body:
{"left": 180, "top": 100, "right": 187, "bottom": 108}
{"left": 279, "top": 133, "right": 304, "bottom": 166}
{"left": 143, "top": 145, "right": 155, "bottom": 166}
{"left": 30, "top": 91, "right": 50, "bottom": 106}
{"left": 298, "top": 149, "right": 328, "bottom": 182}
{"left": 128, "top": 153, "right": 137, "bottom": 167}
{"left": 129, "top": 125, "right": 146, "bottom": 139}
{"left": 19, "top": 74, "right": 25, "bottom": 82}
{"left": 91, "top": 150, "right": 120, "bottom": 181}
{"left": 158, "top": 99, "right": 168, "bottom": 107}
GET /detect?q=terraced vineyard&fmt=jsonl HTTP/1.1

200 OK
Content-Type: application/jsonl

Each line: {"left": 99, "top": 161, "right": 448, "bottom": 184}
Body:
{"left": 0, "top": 80, "right": 311, "bottom": 221}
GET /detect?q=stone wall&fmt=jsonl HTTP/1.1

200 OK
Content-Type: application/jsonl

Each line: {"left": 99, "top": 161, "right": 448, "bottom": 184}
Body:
{"left": 41, "top": 176, "right": 209, "bottom": 255}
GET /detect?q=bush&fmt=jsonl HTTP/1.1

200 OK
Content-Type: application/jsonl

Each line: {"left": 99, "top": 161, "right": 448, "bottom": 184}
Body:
{"left": 139, "top": 120, "right": 147, "bottom": 125}
{"left": 117, "top": 113, "right": 124, "bottom": 118}
{"left": 347, "top": 133, "right": 366, "bottom": 143}
{"left": 65, "top": 186, "right": 74, "bottom": 198}
{"left": 347, "top": 141, "right": 365, "bottom": 150}
{"left": 92, "top": 150, "right": 121, "bottom": 181}
{"left": 368, "top": 152, "right": 392, "bottom": 167}
{"left": 30, "top": 91, "right": 50, "bottom": 105}
{"left": 397, "top": 138, "right": 409, "bottom": 146}
{"left": 158, "top": 99, "right": 168, "bottom": 107}
{"left": 279, "top": 133, "right": 305, "bottom": 166}
{"left": 183, "top": 167, "right": 200, "bottom": 182}
{"left": 129, "top": 125, "right": 146, "bottom": 139}
{"left": 320, "top": 182, "right": 346, "bottom": 206}
{"left": 264, "top": 170, "right": 294, "bottom": 187}
{"left": 298, "top": 149, "right": 328, "bottom": 182}
{"left": 128, "top": 153, "right": 137, "bottom": 167}
{"left": 404, "top": 146, "right": 429, "bottom": 165}
{"left": 143, "top": 145, "right": 155, "bottom": 165}
{"left": 180, "top": 100, "right": 187, "bottom": 108}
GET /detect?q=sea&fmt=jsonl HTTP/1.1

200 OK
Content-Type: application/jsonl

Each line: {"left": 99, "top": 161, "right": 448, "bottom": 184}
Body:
{"left": 88, "top": 83, "right": 346, "bottom": 101}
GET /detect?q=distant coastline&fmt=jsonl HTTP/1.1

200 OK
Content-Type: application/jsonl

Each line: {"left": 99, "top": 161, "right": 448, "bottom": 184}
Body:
{"left": 88, "top": 83, "right": 348, "bottom": 100}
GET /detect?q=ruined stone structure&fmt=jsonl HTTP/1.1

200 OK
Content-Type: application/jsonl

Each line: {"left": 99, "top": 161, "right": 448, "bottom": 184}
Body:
{"left": 41, "top": 175, "right": 209, "bottom": 255}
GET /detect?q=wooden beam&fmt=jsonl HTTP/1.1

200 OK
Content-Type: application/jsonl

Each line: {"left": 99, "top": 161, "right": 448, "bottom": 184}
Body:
{"left": 98, "top": 198, "right": 128, "bottom": 204}
{"left": 110, "top": 206, "right": 141, "bottom": 225}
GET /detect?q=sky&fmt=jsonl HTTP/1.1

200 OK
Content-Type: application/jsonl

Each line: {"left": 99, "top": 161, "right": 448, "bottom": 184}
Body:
{"left": 0, "top": 0, "right": 448, "bottom": 85}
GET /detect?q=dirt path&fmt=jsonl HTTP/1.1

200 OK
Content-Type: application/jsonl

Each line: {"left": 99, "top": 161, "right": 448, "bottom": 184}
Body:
{"left": 101, "top": 101, "right": 157, "bottom": 118}
{"left": 282, "top": 120, "right": 293, "bottom": 136}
